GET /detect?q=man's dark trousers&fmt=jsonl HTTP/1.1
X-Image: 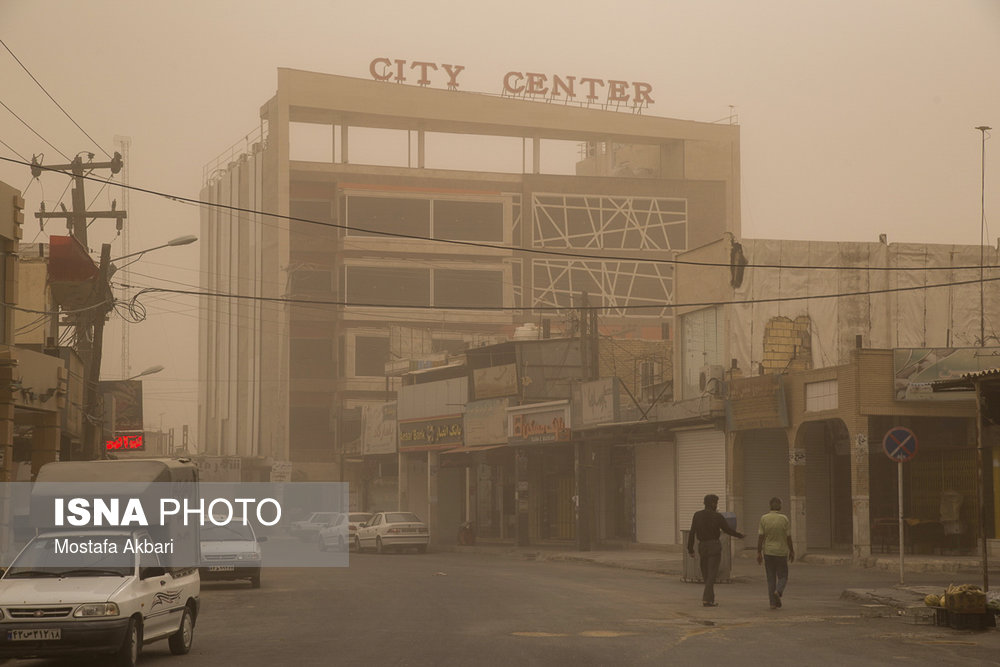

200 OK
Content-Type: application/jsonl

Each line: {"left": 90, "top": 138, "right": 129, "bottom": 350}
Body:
{"left": 763, "top": 554, "right": 789, "bottom": 605}
{"left": 698, "top": 539, "right": 722, "bottom": 603}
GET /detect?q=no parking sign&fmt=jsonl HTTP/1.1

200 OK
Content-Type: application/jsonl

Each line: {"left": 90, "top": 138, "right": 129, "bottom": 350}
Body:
{"left": 882, "top": 426, "right": 918, "bottom": 463}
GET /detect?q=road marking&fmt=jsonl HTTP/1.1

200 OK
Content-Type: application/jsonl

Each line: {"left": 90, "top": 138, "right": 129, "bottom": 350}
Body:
{"left": 578, "top": 631, "right": 638, "bottom": 638}
{"left": 512, "top": 632, "right": 569, "bottom": 638}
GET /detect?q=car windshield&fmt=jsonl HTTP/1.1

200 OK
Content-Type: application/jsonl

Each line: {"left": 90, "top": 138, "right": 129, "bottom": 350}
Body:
{"left": 201, "top": 523, "right": 256, "bottom": 541}
{"left": 312, "top": 513, "right": 335, "bottom": 523}
{"left": 349, "top": 513, "right": 372, "bottom": 523}
{"left": 385, "top": 513, "right": 421, "bottom": 524}
{"left": 4, "top": 535, "right": 133, "bottom": 578}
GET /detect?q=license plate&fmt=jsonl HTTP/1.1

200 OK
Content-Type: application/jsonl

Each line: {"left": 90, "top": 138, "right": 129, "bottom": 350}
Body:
{"left": 209, "top": 565, "right": 235, "bottom": 572}
{"left": 8, "top": 628, "right": 61, "bottom": 641}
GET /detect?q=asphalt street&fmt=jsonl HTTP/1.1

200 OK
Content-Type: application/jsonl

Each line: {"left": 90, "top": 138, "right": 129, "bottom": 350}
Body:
{"left": 5, "top": 546, "right": 1000, "bottom": 666}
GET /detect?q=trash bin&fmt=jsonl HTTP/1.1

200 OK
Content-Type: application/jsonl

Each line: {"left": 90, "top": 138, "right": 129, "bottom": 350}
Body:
{"left": 681, "top": 529, "right": 733, "bottom": 584}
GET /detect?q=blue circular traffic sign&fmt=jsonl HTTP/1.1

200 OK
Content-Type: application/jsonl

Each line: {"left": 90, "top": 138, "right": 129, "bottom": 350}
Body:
{"left": 882, "top": 426, "right": 918, "bottom": 463}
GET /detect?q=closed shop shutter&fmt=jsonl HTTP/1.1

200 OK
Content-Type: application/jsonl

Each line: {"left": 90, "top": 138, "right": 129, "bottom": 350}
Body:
{"left": 741, "top": 430, "right": 790, "bottom": 549}
{"left": 676, "top": 429, "right": 726, "bottom": 543}
{"left": 806, "top": 437, "right": 832, "bottom": 549}
{"left": 634, "top": 443, "right": 675, "bottom": 545}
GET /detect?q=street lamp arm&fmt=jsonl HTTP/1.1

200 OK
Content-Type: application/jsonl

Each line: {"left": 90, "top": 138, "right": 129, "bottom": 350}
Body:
{"left": 110, "top": 235, "right": 197, "bottom": 262}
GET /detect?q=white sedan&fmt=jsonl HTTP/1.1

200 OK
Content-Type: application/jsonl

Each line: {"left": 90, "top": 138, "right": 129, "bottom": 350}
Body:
{"left": 355, "top": 512, "right": 429, "bottom": 554}
{"left": 318, "top": 512, "right": 373, "bottom": 551}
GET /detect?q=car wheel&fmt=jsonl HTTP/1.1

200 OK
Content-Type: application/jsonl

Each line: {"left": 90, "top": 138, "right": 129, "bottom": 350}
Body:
{"left": 168, "top": 606, "right": 195, "bottom": 655}
{"left": 376, "top": 536, "right": 384, "bottom": 554}
{"left": 113, "top": 617, "right": 141, "bottom": 667}
{"left": 250, "top": 572, "right": 261, "bottom": 588}
{"left": 354, "top": 536, "right": 363, "bottom": 552}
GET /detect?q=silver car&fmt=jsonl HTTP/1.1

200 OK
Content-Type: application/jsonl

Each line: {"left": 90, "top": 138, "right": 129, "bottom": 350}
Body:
{"left": 355, "top": 512, "right": 429, "bottom": 554}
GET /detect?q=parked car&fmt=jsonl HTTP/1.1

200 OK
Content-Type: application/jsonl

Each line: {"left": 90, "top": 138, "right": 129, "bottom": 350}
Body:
{"left": 346, "top": 512, "right": 374, "bottom": 549}
{"left": 319, "top": 512, "right": 372, "bottom": 551}
{"left": 355, "top": 512, "right": 429, "bottom": 554}
{"left": 316, "top": 513, "right": 347, "bottom": 551}
{"left": 290, "top": 512, "right": 339, "bottom": 542}
{"left": 199, "top": 520, "right": 264, "bottom": 588}
{"left": 0, "top": 529, "right": 199, "bottom": 667}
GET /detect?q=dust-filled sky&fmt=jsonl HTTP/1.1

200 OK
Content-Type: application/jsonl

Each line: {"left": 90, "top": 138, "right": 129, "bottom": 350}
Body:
{"left": 0, "top": 1, "right": 998, "bottom": 447}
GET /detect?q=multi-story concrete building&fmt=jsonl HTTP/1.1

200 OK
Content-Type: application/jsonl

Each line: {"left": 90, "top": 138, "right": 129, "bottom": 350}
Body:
{"left": 199, "top": 68, "right": 740, "bottom": 480}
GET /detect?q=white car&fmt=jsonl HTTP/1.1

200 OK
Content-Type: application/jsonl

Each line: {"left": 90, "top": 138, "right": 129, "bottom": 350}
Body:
{"left": 0, "top": 529, "right": 199, "bottom": 667}
{"left": 290, "top": 512, "right": 339, "bottom": 541}
{"left": 318, "top": 512, "right": 372, "bottom": 551}
{"left": 355, "top": 512, "right": 429, "bottom": 554}
{"left": 199, "top": 521, "right": 264, "bottom": 588}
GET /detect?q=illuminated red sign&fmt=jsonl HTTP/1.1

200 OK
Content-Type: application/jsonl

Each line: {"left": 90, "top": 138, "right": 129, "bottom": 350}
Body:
{"left": 106, "top": 433, "right": 144, "bottom": 451}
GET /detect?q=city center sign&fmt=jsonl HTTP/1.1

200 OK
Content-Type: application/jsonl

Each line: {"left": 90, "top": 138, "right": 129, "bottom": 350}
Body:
{"left": 369, "top": 58, "right": 654, "bottom": 106}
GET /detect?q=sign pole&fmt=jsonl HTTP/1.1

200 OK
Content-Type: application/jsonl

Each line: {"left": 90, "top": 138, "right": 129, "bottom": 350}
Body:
{"left": 882, "top": 426, "right": 917, "bottom": 586}
{"left": 897, "top": 460, "right": 904, "bottom": 585}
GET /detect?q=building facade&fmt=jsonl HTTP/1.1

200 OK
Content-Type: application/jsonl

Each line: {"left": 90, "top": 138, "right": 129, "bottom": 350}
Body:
{"left": 199, "top": 68, "right": 740, "bottom": 481}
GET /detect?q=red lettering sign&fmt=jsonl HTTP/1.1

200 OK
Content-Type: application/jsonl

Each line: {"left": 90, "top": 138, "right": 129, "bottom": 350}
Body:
{"left": 106, "top": 434, "right": 144, "bottom": 451}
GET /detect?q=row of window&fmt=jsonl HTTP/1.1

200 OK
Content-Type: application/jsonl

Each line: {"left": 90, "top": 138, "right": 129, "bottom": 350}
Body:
{"left": 290, "top": 336, "right": 467, "bottom": 379}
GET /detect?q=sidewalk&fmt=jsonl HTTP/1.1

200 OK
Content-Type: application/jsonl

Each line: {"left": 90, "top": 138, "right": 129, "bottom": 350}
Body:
{"left": 439, "top": 541, "right": 1000, "bottom": 614}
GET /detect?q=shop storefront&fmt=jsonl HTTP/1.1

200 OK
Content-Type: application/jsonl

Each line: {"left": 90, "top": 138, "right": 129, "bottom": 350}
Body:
{"left": 508, "top": 400, "right": 574, "bottom": 543}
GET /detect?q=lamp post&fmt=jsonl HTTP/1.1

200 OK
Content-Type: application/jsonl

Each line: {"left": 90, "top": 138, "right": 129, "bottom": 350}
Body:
{"left": 126, "top": 364, "right": 164, "bottom": 381}
{"left": 110, "top": 234, "right": 197, "bottom": 263}
{"left": 83, "top": 236, "right": 197, "bottom": 459}
{"left": 976, "top": 126, "right": 991, "bottom": 347}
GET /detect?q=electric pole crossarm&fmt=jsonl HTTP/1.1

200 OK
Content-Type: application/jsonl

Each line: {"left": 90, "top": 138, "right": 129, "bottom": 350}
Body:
{"left": 35, "top": 211, "right": 128, "bottom": 220}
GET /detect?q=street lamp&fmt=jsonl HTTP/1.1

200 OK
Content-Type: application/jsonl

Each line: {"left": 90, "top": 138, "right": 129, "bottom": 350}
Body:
{"left": 125, "top": 364, "right": 164, "bottom": 381}
{"left": 110, "top": 234, "right": 197, "bottom": 262}
{"left": 976, "top": 126, "right": 991, "bottom": 347}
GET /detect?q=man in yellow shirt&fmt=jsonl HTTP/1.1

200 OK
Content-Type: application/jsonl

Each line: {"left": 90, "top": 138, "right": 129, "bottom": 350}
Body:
{"left": 757, "top": 497, "right": 794, "bottom": 609}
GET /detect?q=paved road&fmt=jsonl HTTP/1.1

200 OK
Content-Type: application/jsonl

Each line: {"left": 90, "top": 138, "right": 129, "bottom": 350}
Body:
{"left": 6, "top": 549, "right": 1000, "bottom": 666}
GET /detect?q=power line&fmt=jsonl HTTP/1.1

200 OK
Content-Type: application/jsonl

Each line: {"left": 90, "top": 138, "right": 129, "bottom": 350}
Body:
{"left": 0, "top": 100, "right": 70, "bottom": 161}
{"left": 122, "top": 272, "right": 1000, "bottom": 314}
{"left": 0, "top": 38, "right": 111, "bottom": 158}
{"left": 4, "top": 154, "right": 995, "bottom": 274}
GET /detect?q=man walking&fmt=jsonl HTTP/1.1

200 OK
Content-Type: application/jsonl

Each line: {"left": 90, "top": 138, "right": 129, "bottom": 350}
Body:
{"left": 687, "top": 494, "right": 744, "bottom": 607}
{"left": 757, "top": 496, "right": 794, "bottom": 609}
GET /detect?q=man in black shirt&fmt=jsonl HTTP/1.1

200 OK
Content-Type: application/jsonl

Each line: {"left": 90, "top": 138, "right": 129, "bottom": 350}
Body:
{"left": 687, "top": 493, "right": 744, "bottom": 607}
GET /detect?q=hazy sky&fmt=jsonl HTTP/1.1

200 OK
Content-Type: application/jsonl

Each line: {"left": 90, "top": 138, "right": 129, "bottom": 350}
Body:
{"left": 0, "top": 0, "right": 998, "bottom": 445}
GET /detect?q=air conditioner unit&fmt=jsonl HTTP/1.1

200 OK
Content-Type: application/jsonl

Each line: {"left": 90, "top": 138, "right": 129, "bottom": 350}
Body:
{"left": 698, "top": 365, "right": 725, "bottom": 393}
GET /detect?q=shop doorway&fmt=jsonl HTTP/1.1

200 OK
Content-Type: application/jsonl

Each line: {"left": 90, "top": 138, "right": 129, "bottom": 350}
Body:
{"left": 798, "top": 419, "right": 852, "bottom": 551}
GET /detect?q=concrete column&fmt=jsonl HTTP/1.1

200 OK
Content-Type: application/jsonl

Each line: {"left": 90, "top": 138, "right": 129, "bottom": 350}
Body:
{"left": 727, "top": 431, "right": 744, "bottom": 543}
{"left": 31, "top": 412, "right": 60, "bottom": 478}
{"left": 397, "top": 451, "right": 408, "bottom": 512}
{"left": 850, "top": 429, "right": 872, "bottom": 561}
{"left": 789, "top": 425, "right": 807, "bottom": 557}
{"left": 427, "top": 450, "right": 439, "bottom": 545}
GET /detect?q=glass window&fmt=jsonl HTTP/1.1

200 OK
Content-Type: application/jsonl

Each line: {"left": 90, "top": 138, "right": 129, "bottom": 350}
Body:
{"left": 354, "top": 337, "right": 390, "bottom": 377}
{"left": 346, "top": 196, "right": 429, "bottom": 238}
{"left": 434, "top": 200, "right": 503, "bottom": 242}
{"left": 346, "top": 266, "right": 430, "bottom": 307}
{"left": 434, "top": 269, "right": 503, "bottom": 308}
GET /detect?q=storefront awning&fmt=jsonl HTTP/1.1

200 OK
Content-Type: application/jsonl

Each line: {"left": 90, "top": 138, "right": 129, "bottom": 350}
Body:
{"left": 441, "top": 444, "right": 508, "bottom": 455}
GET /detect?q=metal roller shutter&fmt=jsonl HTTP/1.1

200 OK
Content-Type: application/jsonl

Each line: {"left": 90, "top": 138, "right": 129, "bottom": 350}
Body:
{"left": 741, "top": 430, "right": 790, "bottom": 549}
{"left": 676, "top": 429, "right": 726, "bottom": 543}
{"left": 634, "top": 443, "right": 675, "bottom": 545}
{"left": 806, "top": 437, "right": 832, "bottom": 549}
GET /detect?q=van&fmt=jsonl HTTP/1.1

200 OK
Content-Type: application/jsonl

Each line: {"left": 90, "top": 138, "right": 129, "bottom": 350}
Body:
{"left": 0, "top": 458, "right": 202, "bottom": 666}
{"left": 0, "top": 528, "right": 199, "bottom": 666}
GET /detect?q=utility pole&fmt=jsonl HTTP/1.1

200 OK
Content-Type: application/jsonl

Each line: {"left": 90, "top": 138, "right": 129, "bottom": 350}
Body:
{"left": 575, "top": 292, "right": 599, "bottom": 551}
{"left": 81, "top": 244, "right": 113, "bottom": 459}
{"left": 31, "top": 153, "right": 126, "bottom": 460}
{"left": 976, "top": 126, "right": 991, "bottom": 347}
{"left": 32, "top": 153, "right": 125, "bottom": 247}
